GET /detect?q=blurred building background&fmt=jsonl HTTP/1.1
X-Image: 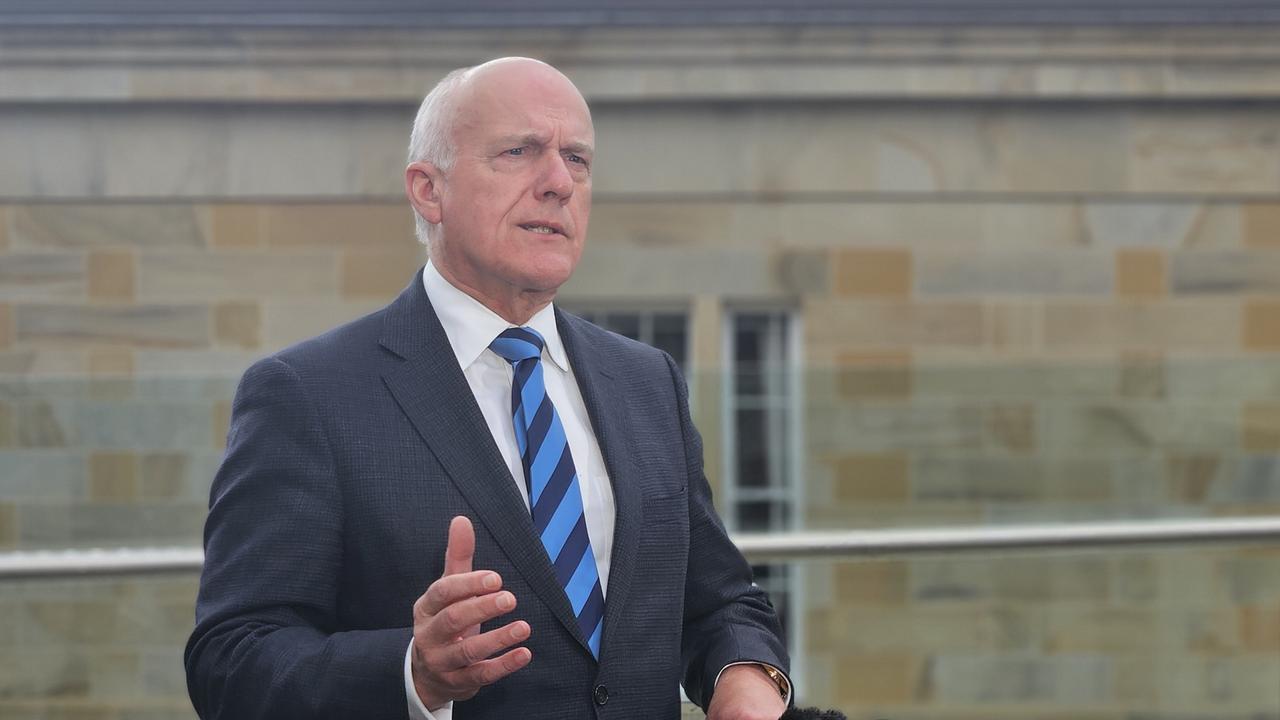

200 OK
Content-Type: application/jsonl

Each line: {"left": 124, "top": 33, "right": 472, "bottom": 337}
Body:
{"left": 1, "top": 1, "right": 1279, "bottom": 718}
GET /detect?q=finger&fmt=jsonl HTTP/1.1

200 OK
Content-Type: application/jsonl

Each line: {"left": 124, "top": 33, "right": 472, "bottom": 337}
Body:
{"left": 443, "top": 515, "right": 475, "bottom": 577}
{"left": 428, "top": 590, "right": 517, "bottom": 641}
{"left": 450, "top": 646, "right": 532, "bottom": 688}
{"left": 439, "top": 620, "right": 530, "bottom": 670}
{"left": 417, "top": 570, "right": 503, "bottom": 616}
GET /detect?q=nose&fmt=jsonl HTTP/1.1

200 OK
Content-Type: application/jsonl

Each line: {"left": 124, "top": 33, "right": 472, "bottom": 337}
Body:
{"left": 536, "top": 153, "right": 575, "bottom": 202}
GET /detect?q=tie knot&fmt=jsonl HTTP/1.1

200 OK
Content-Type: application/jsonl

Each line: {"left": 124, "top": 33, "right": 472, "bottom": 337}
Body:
{"left": 490, "top": 327, "right": 545, "bottom": 363}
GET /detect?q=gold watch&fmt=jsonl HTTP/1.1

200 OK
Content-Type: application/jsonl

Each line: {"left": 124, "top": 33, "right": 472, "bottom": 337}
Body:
{"left": 761, "top": 665, "right": 789, "bottom": 699}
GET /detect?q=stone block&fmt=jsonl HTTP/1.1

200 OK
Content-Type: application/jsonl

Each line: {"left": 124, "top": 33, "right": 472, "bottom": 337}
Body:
{"left": 1166, "top": 453, "right": 1221, "bottom": 502}
{"left": 979, "top": 203, "right": 1091, "bottom": 250}
{"left": 0, "top": 206, "right": 7, "bottom": 251}
{"left": 0, "top": 502, "right": 14, "bottom": 548}
{"left": 15, "top": 400, "right": 71, "bottom": 447}
{"left": 10, "top": 204, "right": 207, "bottom": 249}
{"left": 213, "top": 301, "right": 261, "bottom": 349}
{"left": 589, "top": 202, "right": 735, "bottom": 247}
{"left": 832, "top": 452, "right": 909, "bottom": 503}
{"left": 912, "top": 455, "right": 1042, "bottom": 502}
{"left": 0, "top": 253, "right": 84, "bottom": 300}
{"left": 917, "top": 251, "right": 1112, "bottom": 296}
{"left": 1243, "top": 203, "right": 1280, "bottom": 248}
{"left": 1172, "top": 250, "right": 1280, "bottom": 294}
{"left": 138, "top": 252, "right": 338, "bottom": 300}
{"left": 1164, "top": 453, "right": 1280, "bottom": 504}
{"left": 1115, "top": 249, "right": 1167, "bottom": 298}
{"left": 0, "top": 349, "right": 85, "bottom": 377}
{"left": 833, "top": 249, "right": 912, "bottom": 298}
{"left": 209, "top": 204, "right": 261, "bottom": 249}
{"left": 930, "top": 653, "right": 1113, "bottom": 704}
{"left": 1043, "top": 300, "right": 1239, "bottom": 351}
{"left": 776, "top": 249, "right": 830, "bottom": 295}
{"left": 340, "top": 249, "right": 426, "bottom": 299}
{"left": 1166, "top": 356, "right": 1280, "bottom": 400}
{"left": 1219, "top": 552, "right": 1280, "bottom": 604}
{"left": 0, "top": 648, "right": 89, "bottom": 698}
{"left": 214, "top": 400, "right": 231, "bottom": 450}
{"left": 139, "top": 453, "right": 189, "bottom": 500}
{"left": 0, "top": 400, "right": 10, "bottom": 447}
{"left": 1042, "top": 402, "right": 1238, "bottom": 453}
{"left": 72, "top": 400, "right": 214, "bottom": 451}
{"left": 985, "top": 404, "right": 1036, "bottom": 452}
{"left": 17, "top": 502, "right": 207, "bottom": 546}
{"left": 132, "top": 350, "right": 255, "bottom": 400}
{"left": 1117, "top": 352, "right": 1166, "bottom": 399}
{"left": 809, "top": 603, "right": 1036, "bottom": 656}
{"left": 22, "top": 599, "right": 120, "bottom": 645}
{"left": 0, "top": 303, "right": 10, "bottom": 350}
{"left": 566, "top": 245, "right": 781, "bottom": 299}
{"left": 1239, "top": 606, "right": 1280, "bottom": 651}
{"left": 86, "top": 649, "right": 140, "bottom": 700}
{"left": 86, "top": 250, "right": 135, "bottom": 302}
{"left": 88, "top": 347, "right": 134, "bottom": 401}
{"left": 1130, "top": 112, "right": 1280, "bottom": 195}
{"left": 832, "top": 653, "right": 921, "bottom": 705}
{"left": 262, "top": 299, "right": 386, "bottom": 349}
{"left": 912, "top": 355, "right": 1118, "bottom": 400}
{"left": 1243, "top": 299, "right": 1280, "bottom": 351}
{"left": 1043, "top": 608, "right": 1157, "bottom": 653}
{"left": 984, "top": 302, "right": 1039, "bottom": 350}
{"left": 806, "top": 300, "right": 984, "bottom": 350}
{"left": 89, "top": 452, "right": 138, "bottom": 502}
{"left": 263, "top": 203, "right": 426, "bottom": 249}
{"left": 837, "top": 350, "right": 912, "bottom": 399}
{"left": 1242, "top": 403, "right": 1280, "bottom": 451}
{"left": 0, "top": 451, "right": 86, "bottom": 501}
{"left": 1083, "top": 203, "right": 1203, "bottom": 249}
{"left": 809, "top": 402, "right": 985, "bottom": 453}
{"left": 834, "top": 561, "right": 909, "bottom": 605}
{"left": 15, "top": 304, "right": 210, "bottom": 349}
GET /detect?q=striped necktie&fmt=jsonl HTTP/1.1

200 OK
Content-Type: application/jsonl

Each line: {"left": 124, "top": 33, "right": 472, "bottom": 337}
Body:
{"left": 489, "top": 327, "right": 604, "bottom": 658}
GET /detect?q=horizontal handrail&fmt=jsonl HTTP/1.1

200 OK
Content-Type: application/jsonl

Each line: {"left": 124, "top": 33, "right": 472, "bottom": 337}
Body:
{"left": 2, "top": 517, "right": 1278, "bottom": 580}
{"left": 734, "top": 517, "right": 1280, "bottom": 561}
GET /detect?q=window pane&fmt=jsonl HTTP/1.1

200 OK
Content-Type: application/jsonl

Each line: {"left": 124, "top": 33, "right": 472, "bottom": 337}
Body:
{"left": 736, "top": 408, "right": 768, "bottom": 488}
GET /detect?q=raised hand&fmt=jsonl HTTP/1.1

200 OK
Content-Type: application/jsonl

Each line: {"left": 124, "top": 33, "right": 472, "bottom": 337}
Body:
{"left": 410, "top": 516, "right": 533, "bottom": 709}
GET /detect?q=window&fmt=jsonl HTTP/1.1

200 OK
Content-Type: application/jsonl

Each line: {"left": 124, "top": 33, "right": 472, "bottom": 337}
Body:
{"left": 570, "top": 309, "right": 690, "bottom": 373}
{"left": 723, "top": 310, "right": 803, "bottom": 675}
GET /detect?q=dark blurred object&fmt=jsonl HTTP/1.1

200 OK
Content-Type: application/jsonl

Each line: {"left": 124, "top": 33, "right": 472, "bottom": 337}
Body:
{"left": 780, "top": 707, "right": 848, "bottom": 720}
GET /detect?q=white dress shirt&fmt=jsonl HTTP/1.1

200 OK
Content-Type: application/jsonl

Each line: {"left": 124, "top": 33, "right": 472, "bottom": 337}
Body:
{"left": 405, "top": 262, "right": 615, "bottom": 720}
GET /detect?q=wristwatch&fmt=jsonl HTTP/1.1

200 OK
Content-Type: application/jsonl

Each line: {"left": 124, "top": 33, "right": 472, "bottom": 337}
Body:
{"left": 761, "top": 664, "right": 790, "bottom": 699}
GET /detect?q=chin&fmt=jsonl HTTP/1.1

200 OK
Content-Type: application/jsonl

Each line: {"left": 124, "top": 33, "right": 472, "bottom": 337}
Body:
{"left": 515, "top": 256, "right": 578, "bottom": 292}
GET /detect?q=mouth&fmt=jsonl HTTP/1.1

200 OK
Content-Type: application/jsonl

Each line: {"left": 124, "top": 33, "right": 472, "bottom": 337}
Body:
{"left": 518, "top": 222, "right": 567, "bottom": 237}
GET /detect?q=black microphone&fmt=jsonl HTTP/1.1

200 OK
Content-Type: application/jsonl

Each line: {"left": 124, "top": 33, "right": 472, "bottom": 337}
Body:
{"left": 779, "top": 707, "right": 849, "bottom": 720}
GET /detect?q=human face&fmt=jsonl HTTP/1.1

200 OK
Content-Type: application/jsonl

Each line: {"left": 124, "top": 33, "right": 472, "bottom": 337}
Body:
{"left": 411, "top": 61, "right": 593, "bottom": 322}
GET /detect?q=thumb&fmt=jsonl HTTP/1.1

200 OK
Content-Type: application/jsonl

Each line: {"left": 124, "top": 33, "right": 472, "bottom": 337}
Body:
{"left": 443, "top": 515, "right": 475, "bottom": 576}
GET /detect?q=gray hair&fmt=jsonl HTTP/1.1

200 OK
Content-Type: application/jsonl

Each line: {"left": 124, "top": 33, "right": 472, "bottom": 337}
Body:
{"left": 407, "top": 66, "right": 473, "bottom": 246}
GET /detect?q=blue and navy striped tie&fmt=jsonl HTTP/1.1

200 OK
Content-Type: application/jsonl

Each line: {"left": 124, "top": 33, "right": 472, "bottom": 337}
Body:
{"left": 490, "top": 327, "right": 604, "bottom": 658}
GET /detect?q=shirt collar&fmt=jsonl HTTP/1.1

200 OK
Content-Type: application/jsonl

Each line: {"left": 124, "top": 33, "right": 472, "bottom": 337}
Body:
{"left": 422, "top": 261, "right": 569, "bottom": 372}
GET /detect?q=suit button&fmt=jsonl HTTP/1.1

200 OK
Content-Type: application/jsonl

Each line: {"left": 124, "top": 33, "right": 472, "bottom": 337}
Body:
{"left": 593, "top": 684, "right": 609, "bottom": 706}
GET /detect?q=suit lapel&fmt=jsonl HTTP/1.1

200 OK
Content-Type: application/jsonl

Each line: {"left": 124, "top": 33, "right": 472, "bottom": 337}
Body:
{"left": 378, "top": 273, "right": 591, "bottom": 652}
{"left": 556, "top": 311, "right": 644, "bottom": 662}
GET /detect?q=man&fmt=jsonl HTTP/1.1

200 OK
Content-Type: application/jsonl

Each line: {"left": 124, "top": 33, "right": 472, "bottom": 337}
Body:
{"left": 185, "top": 57, "right": 790, "bottom": 719}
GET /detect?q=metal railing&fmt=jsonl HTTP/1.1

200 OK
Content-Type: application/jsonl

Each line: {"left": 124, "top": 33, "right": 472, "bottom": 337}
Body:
{"left": 2, "top": 517, "right": 1279, "bottom": 581}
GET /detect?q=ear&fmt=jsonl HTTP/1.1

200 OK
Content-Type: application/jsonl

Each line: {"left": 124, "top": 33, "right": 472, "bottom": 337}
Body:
{"left": 405, "top": 160, "right": 444, "bottom": 225}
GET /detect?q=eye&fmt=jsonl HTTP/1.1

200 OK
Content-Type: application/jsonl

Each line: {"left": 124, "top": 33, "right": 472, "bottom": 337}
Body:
{"left": 567, "top": 154, "right": 586, "bottom": 165}
{"left": 505, "top": 147, "right": 526, "bottom": 156}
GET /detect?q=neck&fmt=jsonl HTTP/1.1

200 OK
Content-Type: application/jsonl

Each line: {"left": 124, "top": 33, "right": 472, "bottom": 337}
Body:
{"left": 432, "top": 260, "right": 553, "bottom": 326}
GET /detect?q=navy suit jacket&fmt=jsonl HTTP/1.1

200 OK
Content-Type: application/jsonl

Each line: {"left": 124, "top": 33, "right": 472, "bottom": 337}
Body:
{"left": 184, "top": 269, "right": 789, "bottom": 719}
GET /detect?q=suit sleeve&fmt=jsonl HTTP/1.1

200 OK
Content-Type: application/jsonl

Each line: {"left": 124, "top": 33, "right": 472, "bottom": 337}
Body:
{"left": 184, "top": 357, "right": 411, "bottom": 720}
{"left": 667, "top": 354, "right": 792, "bottom": 710}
